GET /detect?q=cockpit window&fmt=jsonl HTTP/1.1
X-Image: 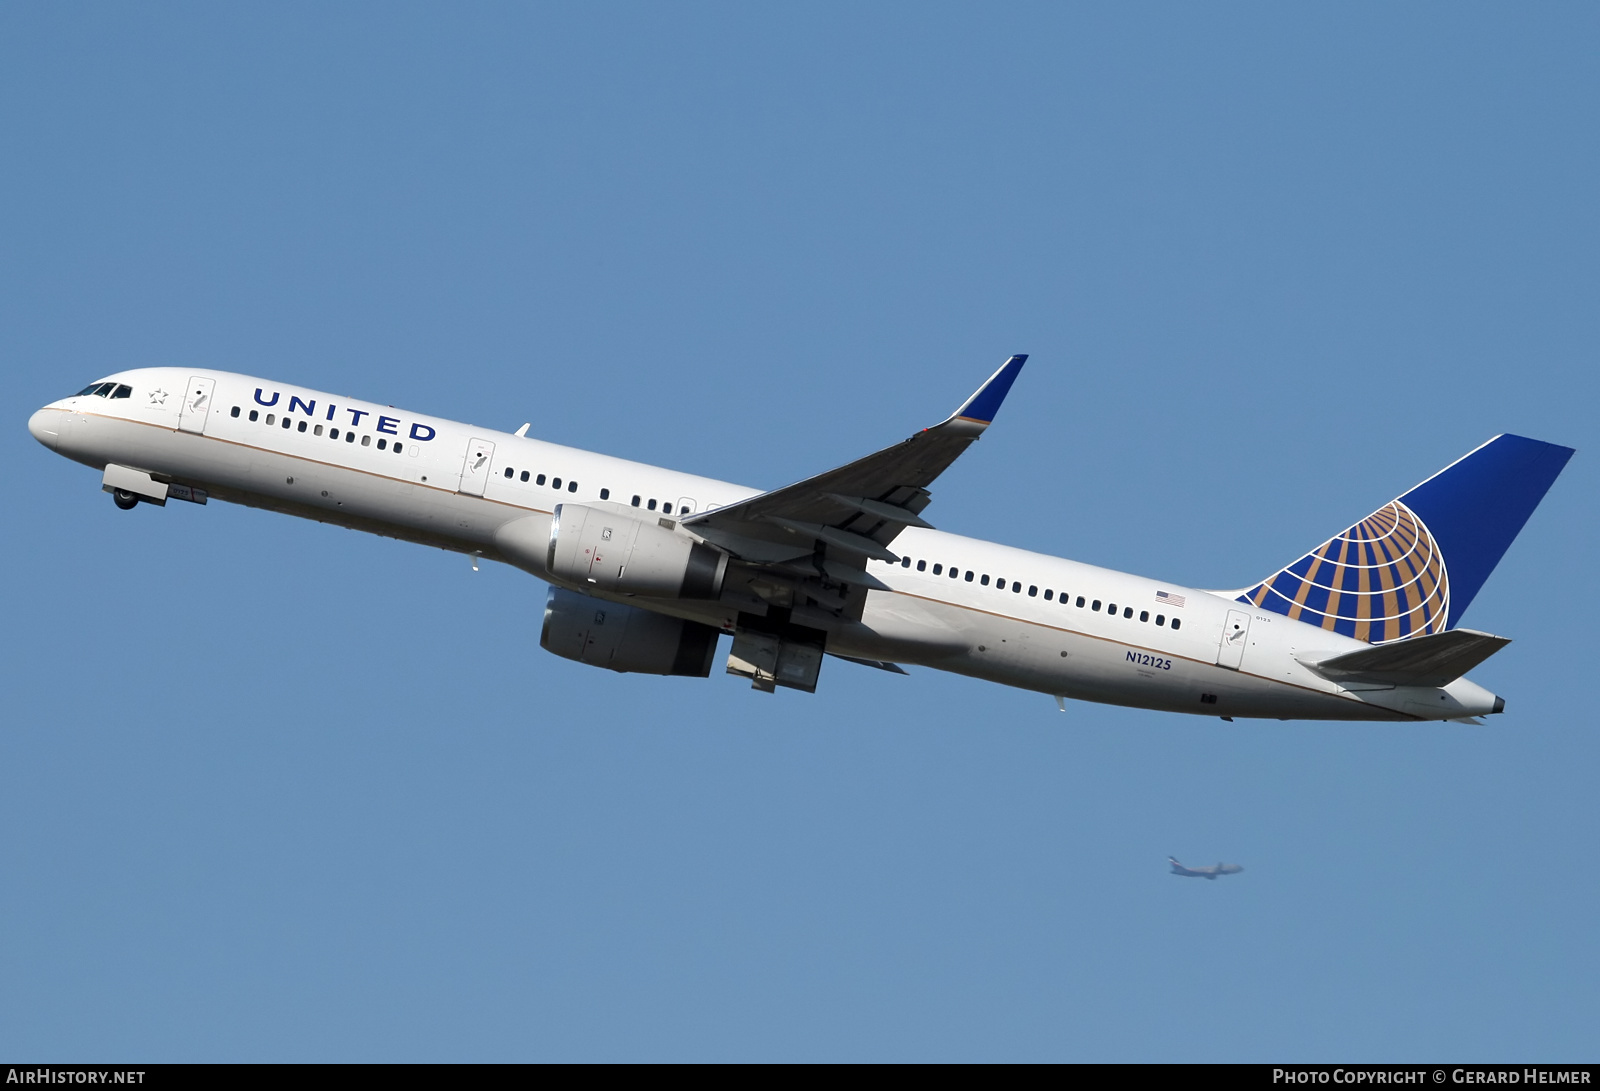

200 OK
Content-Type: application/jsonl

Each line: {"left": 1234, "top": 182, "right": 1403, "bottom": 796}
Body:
{"left": 95, "top": 382, "right": 117, "bottom": 396}
{"left": 75, "top": 382, "right": 112, "bottom": 397}
{"left": 111, "top": 384, "right": 132, "bottom": 399}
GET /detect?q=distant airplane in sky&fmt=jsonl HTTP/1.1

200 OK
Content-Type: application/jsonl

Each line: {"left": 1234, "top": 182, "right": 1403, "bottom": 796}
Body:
{"left": 28, "top": 357, "right": 1573, "bottom": 718}
{"left": 1168, "top": 857, "right": 1244, "bottom": 880}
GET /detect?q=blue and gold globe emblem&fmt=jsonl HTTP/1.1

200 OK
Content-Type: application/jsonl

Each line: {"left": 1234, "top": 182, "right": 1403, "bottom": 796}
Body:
{"left": 1238, "top": 502, "right": 1449, "bottom": 644}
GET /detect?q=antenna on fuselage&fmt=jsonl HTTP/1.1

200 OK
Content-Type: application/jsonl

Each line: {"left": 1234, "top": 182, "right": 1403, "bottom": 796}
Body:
{"left": 514, "top": 423, "right": 530, "bottom": 438}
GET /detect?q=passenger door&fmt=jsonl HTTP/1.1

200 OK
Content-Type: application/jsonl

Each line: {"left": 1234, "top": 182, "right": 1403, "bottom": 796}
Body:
{"left": 458, "top": 438, "right": 496, "bottom": 496}
{"left": 1216, "top": 609, "right": 1252, "bottom": 670}
{"left": 177, "top": 376, "right": 216, "bottom": 435}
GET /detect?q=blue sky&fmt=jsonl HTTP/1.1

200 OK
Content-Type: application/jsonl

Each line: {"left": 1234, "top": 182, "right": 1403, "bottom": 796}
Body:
{"left": 3, "top": 3, "right": 1596, "bottom": 1061}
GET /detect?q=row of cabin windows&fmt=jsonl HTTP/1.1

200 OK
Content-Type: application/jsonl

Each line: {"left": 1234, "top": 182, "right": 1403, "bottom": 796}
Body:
{"left": 493, "top": 474, "right": 695, "bottom": 515}
{"left": 76, "top": 382, "right": 132, "bottom": 399}
{"left": 231, "top": 405, "right": 684, "bottom": 509}
{"left": 896, "top": 555, "right": 1181, "bottom": 629}
{"left": 488, "top": 474, "right": 690, "bottom": 515}
{"left": 232, "top": 406, "right": 406, "bottom": 453}
{"left": 630, "top": 495, "right": 687, "bottom": 515}
{"left": 502, "top": 466, "right": 593, "bottom": 496}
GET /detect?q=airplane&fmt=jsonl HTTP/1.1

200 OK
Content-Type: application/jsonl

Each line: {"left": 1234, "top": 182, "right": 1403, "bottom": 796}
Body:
{"left": 26, "top": 356, "right": 1574, "bottom": 720}
{"left": 1168, "top": 857, "right": 1243, "bottom": 880}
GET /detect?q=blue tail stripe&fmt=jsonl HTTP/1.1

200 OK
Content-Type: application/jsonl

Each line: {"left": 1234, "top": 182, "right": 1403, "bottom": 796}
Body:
{"left": 1397, "top": 434, "right": 1574, "bottom": 628}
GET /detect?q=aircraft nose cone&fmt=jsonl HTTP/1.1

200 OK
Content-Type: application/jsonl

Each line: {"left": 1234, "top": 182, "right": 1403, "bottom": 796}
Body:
{"left": 28, "top": 408, "right": 59, "bottom": 450}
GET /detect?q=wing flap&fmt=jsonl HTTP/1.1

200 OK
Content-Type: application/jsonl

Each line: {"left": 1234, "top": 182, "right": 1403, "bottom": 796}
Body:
{"left": 1297, "top": 628, "right": 1511, "bottom": 688}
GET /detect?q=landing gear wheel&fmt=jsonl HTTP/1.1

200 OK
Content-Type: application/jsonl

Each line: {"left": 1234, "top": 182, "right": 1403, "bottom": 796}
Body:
{"left": 112, "top": 488, "right": 139, "bottom": 510}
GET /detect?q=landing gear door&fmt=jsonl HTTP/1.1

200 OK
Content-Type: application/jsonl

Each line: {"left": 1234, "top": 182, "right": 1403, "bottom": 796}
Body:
{"left": 459, "top": 438, "right": 496, "bottom": 497}
{"left": 177, "top": 376, "right": 215, "bottom": 435}
{"left": 1216, "top": 608, "right": 1251, "bottom": 670}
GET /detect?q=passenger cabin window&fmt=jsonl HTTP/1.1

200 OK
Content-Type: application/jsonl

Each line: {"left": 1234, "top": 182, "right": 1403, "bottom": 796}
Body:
{"left": 1092, "top": 600, "right": 1101, "bottom": 611}
{"left": 1013, "top": 583, "right": 1022, "bottom": 593}
{"left": 1123, "top": 607, "right": 1133, "bottom": 618}
{"left": 1156, "top": 615, "right": 1165, "bottom": 626}
{"left": 377, "top": 438, "right": 387, "bottom": 450}
{"left": 361, "top": 435, "right": 371, "bottom": 447}
{"left": 249, "top": 410, "right": 259, "bottom": 422}
{"left": 568, "top": 481, "right": 577, "bottom": 492}
{"left": 600, "top": 488, "right": 610, "bottom": 500}
{"left": 917, "top": 560, "right": 926, "bottom": 572}
{"left": 231, "top": 406, "right": 240, "bottom": 418}
{"left": 1044, "top": 590, "right": 1053, "bottom": 600}
{"left": 631, "top": 495, "right": 641, "bottom": 507}
{"left": 552, "top": 477, "right": 562, "bottom": 489}
{"left": 996, "top": 579, "right": 1006, "bottom": 590}
{"left": 964, "top": 571, "right": 974, "bottom": 582}
{"left": 521, "top": 471, "right": 530, "bottom": 482}
{"left": 504, "top": 468, "right": 514, "bottom": 478}
{"left": 949, "top": 568, "right": 959, "bottom": 579}
{"left": 345, "top": 431, "right": 355, "bottom": 443}
{"left": 266, "top": 414, "right": 275, "bottom": 425}
{"left": 1028, "top": 585, "right": 1038, "bottom": 597}
{"left": 331, "top": 428, "right": 340, "bottom": 439}
{"left": 297, "top": 420, "right": 307, "bottom": 433}
{"left": 1171, "top": 618, "right": 1181, "bottom": 630}
{"left": 932, "top": 564, "right": 942, "bottom": 575}
{"left": 394, "top": 443, "right": 403, "bottom": 454}
{"left": 981, "top": 575, "right": 990, "bottom": 586}
{"left": 1076, "top": 596, "right": 1085, "bottom": 607}
{"left": 901, "top": 557, "right": 911, "bottom": 567}
{"left": 647, "top": 499, "right": 657, "bottom": 511}
{"left": 537, "top": 475, "right": 546, "bottom": 486}
{"left": 1140, "top": 610, "right": 1149, "bottom": 622}
{"left": 314, "top": 424, "right": 323, "bottom": 436}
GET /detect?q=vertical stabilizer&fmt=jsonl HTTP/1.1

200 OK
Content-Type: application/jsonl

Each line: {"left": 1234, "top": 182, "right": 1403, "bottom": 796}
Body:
{"left": 1237, "top": 435, "right": 1573, "bottom": 643}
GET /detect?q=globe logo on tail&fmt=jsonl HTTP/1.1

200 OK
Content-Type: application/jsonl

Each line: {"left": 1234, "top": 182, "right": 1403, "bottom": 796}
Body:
{"left": 1239, "top": 501, "right": 1449, "bottom": 645}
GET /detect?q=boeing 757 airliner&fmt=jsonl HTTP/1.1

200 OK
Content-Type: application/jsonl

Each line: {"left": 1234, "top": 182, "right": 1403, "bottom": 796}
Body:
{"left": 27, "top": 357, "right": 1573, "bottom": 720}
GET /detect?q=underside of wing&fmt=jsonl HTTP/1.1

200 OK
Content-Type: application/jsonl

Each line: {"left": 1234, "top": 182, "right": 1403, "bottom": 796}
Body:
{"left": 680, "top": 355, "right": 1026, "bottom": 585}
{"left": 1297, "top": 628, "right": 1511, "bottom": 688}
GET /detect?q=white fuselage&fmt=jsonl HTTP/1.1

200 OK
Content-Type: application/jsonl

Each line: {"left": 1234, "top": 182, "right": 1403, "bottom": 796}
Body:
{"left": 28, "top": 368, "right": 1502, "bottom": 721}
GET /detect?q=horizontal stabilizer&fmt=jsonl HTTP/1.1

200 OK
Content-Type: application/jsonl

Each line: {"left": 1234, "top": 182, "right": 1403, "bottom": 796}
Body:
{"left": 1298, "top": 628, "right": 1510, "bottom": 688}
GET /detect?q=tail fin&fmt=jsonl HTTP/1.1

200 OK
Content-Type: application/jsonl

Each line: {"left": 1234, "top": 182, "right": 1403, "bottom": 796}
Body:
{"left": 1238, "top": 435, "right": 1574, "bottom": 643}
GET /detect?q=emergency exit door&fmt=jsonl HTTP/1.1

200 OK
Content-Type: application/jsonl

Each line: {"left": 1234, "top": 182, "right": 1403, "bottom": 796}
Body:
{"left": 1216, "top": 609, "right": 1252, "bottom": 670}
{"left": 458, "top": 438, "right": 496, "bottom": 497}
{"left": 177, "top": 376, "right": 215, "bottom": 434}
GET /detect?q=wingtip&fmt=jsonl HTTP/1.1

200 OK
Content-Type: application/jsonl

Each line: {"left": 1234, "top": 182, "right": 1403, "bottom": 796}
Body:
{"left": 950, "top": 353, "right": 1028, "bottom": 426}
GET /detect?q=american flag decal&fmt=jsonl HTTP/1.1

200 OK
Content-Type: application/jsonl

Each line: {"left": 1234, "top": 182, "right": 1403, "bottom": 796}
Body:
{"left": 1156, "top": 590, "right": 1187, "bottom": 608}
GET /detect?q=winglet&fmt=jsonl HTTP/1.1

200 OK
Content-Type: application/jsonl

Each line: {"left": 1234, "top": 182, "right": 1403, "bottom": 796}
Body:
{"left": 947, "top": 354, "right": 1027, "bottom": 428}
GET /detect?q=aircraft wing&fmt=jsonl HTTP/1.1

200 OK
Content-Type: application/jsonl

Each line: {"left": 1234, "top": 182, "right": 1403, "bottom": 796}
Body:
{"left": 680, "top": 355, "right": 1027, "bottom": 583}
{"left": 1297, "top": 628, "right": 1511, "bottom": 688}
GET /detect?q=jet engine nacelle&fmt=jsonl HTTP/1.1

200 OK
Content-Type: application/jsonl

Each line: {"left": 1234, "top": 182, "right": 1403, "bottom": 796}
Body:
{"left": 546, "top": 503, "right": 727, "bottom": 599}
{"left": 540, "top": 587, "right": 720, "bottom": 676}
